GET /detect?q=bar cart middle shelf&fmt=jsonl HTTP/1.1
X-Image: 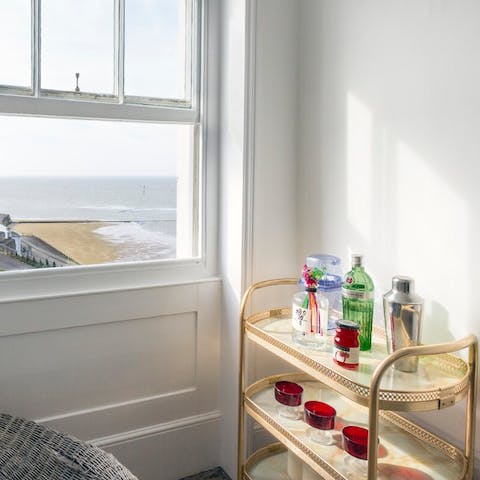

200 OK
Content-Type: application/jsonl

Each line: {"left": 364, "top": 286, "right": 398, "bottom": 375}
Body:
{"left": 238, "top": 278, "right": 478, "bottom": 480}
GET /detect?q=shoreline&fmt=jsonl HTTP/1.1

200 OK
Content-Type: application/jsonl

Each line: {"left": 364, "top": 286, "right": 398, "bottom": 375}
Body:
{"left": 12, "top": 221, "right": 120, "bottom": 265}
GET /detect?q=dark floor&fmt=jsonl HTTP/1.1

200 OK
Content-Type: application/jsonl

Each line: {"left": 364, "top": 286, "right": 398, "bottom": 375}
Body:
{"left": 178, "top": 466, "right": 231, "bottom": 480}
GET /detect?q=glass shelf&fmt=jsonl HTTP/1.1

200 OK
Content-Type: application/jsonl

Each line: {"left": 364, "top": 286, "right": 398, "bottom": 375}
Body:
{"left": 244, "top": 444, "right": 328, "bottom": 480}
{"left": 244, "top": 373, "right": 466, "bottom": 480}
{"left": 243, "top": 444, "right": 290, "bottom": 480}
{"left": 245, "top": 309, "right": 470, "bottom": 411}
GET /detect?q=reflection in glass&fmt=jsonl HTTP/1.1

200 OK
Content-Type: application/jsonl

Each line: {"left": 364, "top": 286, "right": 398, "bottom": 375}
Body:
{"left": 41, "top": 0, "right": 114, "bottom": 94}
{"left": 0, "top": 0, "right": 31, "bottom": 88}
{"left": 125, "top": 0, "right": 191, "bottom": 102}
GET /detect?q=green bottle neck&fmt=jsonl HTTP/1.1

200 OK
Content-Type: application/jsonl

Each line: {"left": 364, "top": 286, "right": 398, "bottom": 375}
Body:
{"left": 352, "top": 265, "right": 364, "bottom": 271}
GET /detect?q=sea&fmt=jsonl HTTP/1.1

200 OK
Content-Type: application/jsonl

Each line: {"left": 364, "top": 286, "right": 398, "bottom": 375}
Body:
{"left": 0, "top": 176, "right": 177, "bottom": 262}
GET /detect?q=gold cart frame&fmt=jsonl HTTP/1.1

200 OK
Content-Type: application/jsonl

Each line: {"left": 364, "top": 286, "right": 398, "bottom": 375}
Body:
{"left": 237, "top": 278, "right": 478, "bottom": 480}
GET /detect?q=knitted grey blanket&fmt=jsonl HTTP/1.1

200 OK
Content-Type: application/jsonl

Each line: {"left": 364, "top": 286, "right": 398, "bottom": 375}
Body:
{"left": 0, "top": 414, "right": 137, "bottom": 480}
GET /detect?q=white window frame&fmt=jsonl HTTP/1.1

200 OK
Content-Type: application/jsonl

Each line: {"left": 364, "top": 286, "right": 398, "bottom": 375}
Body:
{"left": 0, "top": 0, "right": 219, "bottom": 302}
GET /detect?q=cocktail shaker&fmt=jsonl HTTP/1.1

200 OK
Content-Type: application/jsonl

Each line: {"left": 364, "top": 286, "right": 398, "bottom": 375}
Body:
{"left": 383, "top": 276, "right": 423, "bottom": 372}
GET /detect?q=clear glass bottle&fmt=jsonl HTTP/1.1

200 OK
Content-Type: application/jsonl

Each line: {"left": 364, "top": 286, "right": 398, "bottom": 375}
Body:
{"left": 292, "top": 287, "right": 329, "bottom": 349}
{"left": 342, "top": 254, "right": 374, "bottom": 351}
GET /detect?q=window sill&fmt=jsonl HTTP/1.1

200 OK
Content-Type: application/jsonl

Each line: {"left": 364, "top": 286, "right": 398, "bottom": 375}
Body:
{"left": 0, "top": 257, "right": 218, "bottom": 304}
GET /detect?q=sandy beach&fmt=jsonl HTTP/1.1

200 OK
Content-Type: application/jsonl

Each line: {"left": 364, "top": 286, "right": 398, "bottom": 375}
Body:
{"left": 12, "top": 222, "right": 120, "bottom": 265}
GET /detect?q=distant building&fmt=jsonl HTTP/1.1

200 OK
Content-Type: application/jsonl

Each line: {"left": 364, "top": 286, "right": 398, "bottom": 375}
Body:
{"left": 0, "top": 214, "right": 12, "bottom": 227}
{"left": 9, "top": 231, "right": 22, "bottom": 256}
{"left": 0, "top": 214, "right": 12, "bottom": 240}
{"left": 0, "top": 237, "right": 17, "bottom": 256}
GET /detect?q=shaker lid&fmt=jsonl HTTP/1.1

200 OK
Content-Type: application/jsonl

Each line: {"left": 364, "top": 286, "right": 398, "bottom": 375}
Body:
{"left": 384, "top": 275, "right": 423, "bottom": 304}
{"left": 392, "top": 276, "right": 414, "bottom": 294}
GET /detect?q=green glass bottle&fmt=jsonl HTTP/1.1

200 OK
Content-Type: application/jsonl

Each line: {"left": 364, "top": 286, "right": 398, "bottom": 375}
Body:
{"left": 342, "top": 254, "right": 374, "bottom": 351}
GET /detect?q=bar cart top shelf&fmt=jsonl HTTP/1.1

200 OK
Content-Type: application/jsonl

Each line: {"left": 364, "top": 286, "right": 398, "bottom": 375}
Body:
{"left": 244, "top": 283, "right": 472, "bottom": 412}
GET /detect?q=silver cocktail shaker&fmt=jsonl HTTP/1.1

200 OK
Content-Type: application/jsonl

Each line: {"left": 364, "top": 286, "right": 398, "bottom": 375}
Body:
{"left": 383, "top": 276, "right": 423, "bottom": 372}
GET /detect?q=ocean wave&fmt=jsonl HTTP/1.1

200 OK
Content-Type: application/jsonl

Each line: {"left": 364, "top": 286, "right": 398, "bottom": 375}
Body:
{"left": 94, "top": 222, "right": 175, "bottom": 261}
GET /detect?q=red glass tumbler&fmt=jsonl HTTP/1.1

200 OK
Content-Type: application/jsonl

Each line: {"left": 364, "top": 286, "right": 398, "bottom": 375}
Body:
{"left": 274, "top": 381, "right": 303, "bottom": 420}
{"left": 304, "top": 401, "right": 336, "bottom": 445}
{"left": 342, "top": 426, "right": 369, "bottom": 474}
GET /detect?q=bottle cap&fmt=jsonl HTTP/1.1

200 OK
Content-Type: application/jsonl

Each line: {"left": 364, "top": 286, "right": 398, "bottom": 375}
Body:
{"left": 351, "top": 254, "right": 363, "bottom": 267}
{"left": 336, "top": 319, "right": 359, "bottom": 330}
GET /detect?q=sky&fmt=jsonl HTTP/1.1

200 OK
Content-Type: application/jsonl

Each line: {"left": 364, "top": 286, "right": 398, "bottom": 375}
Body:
{"left": 0, "top": 0, "right": 189, "bottom": 177}
{"left": 0, "top": 115, "right": 188, "bottom": 177}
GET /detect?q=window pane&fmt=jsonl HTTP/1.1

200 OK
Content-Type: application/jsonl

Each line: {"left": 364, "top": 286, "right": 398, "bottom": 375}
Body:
{"left": 0, "top": 0, "right": 31, "bottom": 88}
{"left": 41, "top": 0, "right": 114, "bottom": 94}
{"left": 125, "top": 0, "right": 191, "bottom": 101}
{"left": 0, "top": 115, "right": 196, "bottom": 271}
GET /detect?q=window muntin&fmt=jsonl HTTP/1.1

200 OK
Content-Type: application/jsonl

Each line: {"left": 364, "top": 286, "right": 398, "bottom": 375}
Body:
{"left": 41, "top": 0, "right": 115, "bottom": 95}
{"left": 0, "top": 0, "right": 31, "bottom": 89}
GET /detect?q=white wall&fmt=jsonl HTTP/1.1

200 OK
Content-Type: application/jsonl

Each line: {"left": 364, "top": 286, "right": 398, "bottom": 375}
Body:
{"left": 218, "top": 1, "right": 302, "bottom": 476}
{"left": 249, "top": 0, "right": 299, "bottom": 287}
{"left": 218, "top": 0, "right": 248, "bottom": 477}
{"left": 247, "top": 0, "right": 302, "bottom": 460}
{"left": 249, "top": 0, "right": 301, "bottom": 352}
{"left": 297, "top": 0, "right": 480, "bottom": 474}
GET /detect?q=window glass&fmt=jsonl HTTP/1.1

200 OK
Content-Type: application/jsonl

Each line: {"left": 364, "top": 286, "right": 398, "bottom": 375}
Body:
{"left": 0, "top": 115, "right": 195, "bottom": 270}
{"left": 125, "top": 0, "right": 191, "bottom": 101}
{"left": 0, "top": 0, "right": 31, "bottom": 88}
{"left": 41, "top": 0, "right": 114, "bottom": 94}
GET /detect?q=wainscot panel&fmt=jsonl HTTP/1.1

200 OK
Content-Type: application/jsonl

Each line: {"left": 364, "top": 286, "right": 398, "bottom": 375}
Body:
{"left": 0, "top": 279, "right": 221, "bottom": 478}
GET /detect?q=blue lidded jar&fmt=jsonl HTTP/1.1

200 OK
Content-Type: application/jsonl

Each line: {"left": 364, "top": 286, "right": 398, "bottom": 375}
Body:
{"left": 305, "top": 254, "right": 343, "bottom": 333}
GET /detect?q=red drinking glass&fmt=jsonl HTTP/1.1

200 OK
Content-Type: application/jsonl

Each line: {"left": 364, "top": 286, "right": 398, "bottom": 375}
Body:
{"left": 342, "top": 426, "right": 369, "bottom": 459}
{"left": 274, "top": 381, "right": 303, "bottom": 420}
{"left": 304, "top": 401, "right": 336, "bottom": 445}
{"left": 274, "top": 381, "right": 303, "bottom": 406}
{"left": 342, "top": 426, "right": 370, "bottom": 474}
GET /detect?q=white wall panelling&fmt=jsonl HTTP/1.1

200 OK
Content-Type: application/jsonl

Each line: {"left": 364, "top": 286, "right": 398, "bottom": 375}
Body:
{"left": 104, "top": 414, "right": 220, "bottom": 480}
{"left": 0, "top": 279, "right": 221, "bottom": 480}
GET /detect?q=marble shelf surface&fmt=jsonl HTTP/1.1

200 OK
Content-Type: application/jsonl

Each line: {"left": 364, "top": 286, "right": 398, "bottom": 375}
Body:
{"left": 246, "top": 313, "right": 469, "bottom": 410}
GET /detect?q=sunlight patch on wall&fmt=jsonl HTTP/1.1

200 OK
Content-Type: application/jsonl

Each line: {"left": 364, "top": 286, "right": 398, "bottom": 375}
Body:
{"left": 395, "top": 141, "right": 468, "bottom": 342}
{"left": 347, "top": 93, "right": 373, "bottom": 242}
